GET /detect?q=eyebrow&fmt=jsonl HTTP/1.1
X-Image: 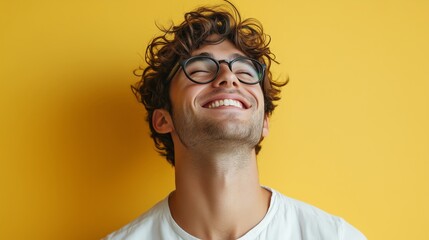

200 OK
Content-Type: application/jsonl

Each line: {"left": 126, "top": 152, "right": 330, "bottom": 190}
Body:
{"left": 194, "top": 52, "right": 246, "bottom": 60}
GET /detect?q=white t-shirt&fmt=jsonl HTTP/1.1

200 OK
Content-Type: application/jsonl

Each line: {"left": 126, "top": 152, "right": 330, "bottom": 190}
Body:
{"left": 104, "top": 188, "right": 366, "bottom": 240}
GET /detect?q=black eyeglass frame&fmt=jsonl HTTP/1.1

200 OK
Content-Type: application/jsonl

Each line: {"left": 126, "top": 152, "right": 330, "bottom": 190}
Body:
{"left": 166, "top": 56, "right": 266, "bottom": 85}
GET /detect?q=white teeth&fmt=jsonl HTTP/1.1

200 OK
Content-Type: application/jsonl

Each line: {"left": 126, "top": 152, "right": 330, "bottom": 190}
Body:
{"left": 208, "top": 99, "right": 243, "bottom": 109}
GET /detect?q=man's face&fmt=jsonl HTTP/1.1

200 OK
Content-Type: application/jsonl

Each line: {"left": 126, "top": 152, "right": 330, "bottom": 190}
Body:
{"left": 158, "top": 38, "right": 268, "bottom": 153}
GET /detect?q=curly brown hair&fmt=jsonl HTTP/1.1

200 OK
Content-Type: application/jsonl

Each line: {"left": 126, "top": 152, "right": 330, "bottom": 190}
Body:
{"left": 133, "top": 1, "right": 288, "bottom": 166}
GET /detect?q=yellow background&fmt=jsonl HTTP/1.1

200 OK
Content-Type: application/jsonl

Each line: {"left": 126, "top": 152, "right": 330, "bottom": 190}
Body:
{"left": 1, "top": 0, "right": 428, "bottom": 239}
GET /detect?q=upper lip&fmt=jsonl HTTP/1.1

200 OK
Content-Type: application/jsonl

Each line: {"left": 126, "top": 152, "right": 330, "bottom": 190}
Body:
{"left": 201, "top": 93, "right": 252, "bottom": 109}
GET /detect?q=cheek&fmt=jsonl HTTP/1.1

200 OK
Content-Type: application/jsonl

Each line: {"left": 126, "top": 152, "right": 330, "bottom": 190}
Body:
{"left": 247, "top": 85, "right": 265, "bottom": 107}
{"left": 170, "top": 85, "right": 204, "bottom": 112}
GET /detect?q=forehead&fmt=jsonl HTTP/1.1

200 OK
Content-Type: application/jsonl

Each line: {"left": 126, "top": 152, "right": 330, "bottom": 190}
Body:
{"left": 191, "top": 39, "right": 246, "bottom": 60}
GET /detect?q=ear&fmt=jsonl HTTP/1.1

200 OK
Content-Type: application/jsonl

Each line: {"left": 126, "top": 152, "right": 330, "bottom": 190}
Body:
{"left": 262, "top": 115, "right": 269, "bottom": 137}
{"left": 152, "top": 109, "right": 174, "bottom": 134}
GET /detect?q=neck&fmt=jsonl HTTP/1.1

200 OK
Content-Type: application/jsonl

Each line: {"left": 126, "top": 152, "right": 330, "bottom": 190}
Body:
{"left": 169, "top": 148, "right": 271, "bottom": 240}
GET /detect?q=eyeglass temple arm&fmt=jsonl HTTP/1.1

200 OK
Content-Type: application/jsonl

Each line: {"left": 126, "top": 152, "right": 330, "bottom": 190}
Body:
{"left": 165, "top": 62, "right": 181, "bottom": 82}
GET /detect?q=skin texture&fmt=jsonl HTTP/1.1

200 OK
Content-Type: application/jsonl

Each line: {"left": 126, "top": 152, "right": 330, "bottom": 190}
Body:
{"left": 152, "top": 37, "right": 271, "bottom": 240}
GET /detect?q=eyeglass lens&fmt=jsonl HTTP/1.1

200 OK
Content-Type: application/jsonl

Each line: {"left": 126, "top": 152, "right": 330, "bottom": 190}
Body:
{"left": 184, "top": 57, "right": 262, "bottom": 84}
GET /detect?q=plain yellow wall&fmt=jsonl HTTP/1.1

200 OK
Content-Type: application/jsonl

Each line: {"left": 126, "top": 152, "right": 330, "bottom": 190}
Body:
{"left": 1, "top": 0, "right": 428, "bottom": 239}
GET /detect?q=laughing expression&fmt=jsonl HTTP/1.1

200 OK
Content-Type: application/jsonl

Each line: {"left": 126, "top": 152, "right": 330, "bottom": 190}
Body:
{"left": 164, "top": 38, "right": 268, "bottom": 151}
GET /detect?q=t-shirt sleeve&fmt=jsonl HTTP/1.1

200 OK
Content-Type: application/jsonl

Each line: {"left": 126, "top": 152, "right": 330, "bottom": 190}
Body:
{"left": 340, "top": 219, "right": 367, "bottom": 240}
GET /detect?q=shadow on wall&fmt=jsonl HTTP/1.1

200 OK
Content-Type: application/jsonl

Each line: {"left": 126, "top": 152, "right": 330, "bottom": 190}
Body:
{"left": 48, "top": 70, "right": 173, "bottom": 239}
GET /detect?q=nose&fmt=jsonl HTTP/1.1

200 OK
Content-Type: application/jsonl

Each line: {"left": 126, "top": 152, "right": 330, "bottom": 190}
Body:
{"left": 211, "top": 62, "right": 240, "bottom": 88}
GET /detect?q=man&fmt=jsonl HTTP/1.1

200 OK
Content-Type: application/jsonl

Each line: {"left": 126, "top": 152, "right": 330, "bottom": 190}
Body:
{"left": 104, "top": 1, "right": 366, "bottom": 239}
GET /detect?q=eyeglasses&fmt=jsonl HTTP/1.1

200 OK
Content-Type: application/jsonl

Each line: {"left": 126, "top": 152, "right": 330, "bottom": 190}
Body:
{"left": 167, "top": 56, "right": 266, "bottom": 85}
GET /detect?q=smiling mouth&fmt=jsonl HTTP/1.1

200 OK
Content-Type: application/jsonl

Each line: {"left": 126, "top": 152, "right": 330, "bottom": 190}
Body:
{"left": 206, "top": 99, "right": 244, "bottom": 109}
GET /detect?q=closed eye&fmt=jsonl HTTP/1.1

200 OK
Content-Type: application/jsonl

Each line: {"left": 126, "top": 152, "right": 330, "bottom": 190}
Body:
{"left": 235, "top": 71, "right": 254, "bottom": 76}
{"left": 189, "top": 70, "right": 212, "bottom": 75}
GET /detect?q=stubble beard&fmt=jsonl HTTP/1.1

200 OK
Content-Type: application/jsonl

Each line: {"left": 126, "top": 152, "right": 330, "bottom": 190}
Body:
{"left": 172, "top": 108, "right": 264, "bottom": 154}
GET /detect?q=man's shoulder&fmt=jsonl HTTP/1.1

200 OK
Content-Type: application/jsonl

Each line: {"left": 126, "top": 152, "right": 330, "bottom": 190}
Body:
{"left": 103, "top": 198, "right": 170, "bottom": 240}
{"left": 267, "top": 188, "right": 367, "bottom": 240}
{"left": 273, "top": 189, "right": 342, "bottom": 223}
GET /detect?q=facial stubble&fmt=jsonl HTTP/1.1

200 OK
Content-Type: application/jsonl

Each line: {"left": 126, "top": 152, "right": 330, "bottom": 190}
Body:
{"left": 171, "top": 106, "right": 265, "bottom": 153}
